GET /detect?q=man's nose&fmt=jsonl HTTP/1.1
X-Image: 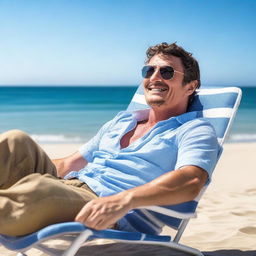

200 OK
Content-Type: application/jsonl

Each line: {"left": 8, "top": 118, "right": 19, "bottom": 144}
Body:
{"left": 149, "top": 68, "right": 162, "bottom": 82}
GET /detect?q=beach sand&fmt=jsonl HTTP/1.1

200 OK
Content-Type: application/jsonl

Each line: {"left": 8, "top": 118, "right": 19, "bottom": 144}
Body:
{"left": 1, "top": 143, "right": 255, "bottom": 256}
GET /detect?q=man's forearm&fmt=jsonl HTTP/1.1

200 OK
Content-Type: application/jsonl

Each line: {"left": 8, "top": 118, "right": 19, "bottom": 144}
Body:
{"left": 122, "top": 166, "right": 207, "bottom": 209}
{"left": 75, "top": 165, "right": 208, "bottom": 230}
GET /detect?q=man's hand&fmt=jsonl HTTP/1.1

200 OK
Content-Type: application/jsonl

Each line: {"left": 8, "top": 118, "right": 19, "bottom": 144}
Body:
{"left": 75, "top": 192, "right": 133, "bottom": 230}
{"left": 52, "top": 151, "right": 88, "bottom": 178}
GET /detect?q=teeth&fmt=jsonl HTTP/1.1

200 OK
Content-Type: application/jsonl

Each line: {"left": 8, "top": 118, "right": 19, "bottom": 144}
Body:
{"left": 149, "top": 88, "right": 167, "bottom": 92}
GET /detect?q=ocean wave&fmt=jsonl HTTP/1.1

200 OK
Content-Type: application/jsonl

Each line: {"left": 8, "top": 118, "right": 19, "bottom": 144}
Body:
{"left": 30, "top": 133, "right": 256, "bottom": 144}
{"left": 228, "top": 133, "right": 256, "bottom": 143}
{"left": 31, "top": 134, "right": 85, "bottom": 144}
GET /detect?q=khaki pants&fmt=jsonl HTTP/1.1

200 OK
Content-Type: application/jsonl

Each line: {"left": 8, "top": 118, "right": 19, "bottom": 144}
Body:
{"left": 0, "top": 130, "right": 98, "bottom": 236}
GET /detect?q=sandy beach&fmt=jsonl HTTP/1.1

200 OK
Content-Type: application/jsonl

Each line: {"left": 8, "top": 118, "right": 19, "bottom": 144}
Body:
{"left": 1, "top": 142, "right": 255, "bottom": 256}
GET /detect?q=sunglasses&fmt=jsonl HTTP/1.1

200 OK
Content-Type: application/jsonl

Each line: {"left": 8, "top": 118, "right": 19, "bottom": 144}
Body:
{"left": 142, "top": 65, "right": 184, "bottom": 80}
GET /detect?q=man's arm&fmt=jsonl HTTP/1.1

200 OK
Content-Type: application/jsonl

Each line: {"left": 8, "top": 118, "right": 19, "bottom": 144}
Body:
{"left": 75, "top": 165, "right": 207, "bottom": 230}
{"left": 52, "top": 151, "right": 88, "bottom": 178}
{"left": 54, "top": 118, "right": 114, "bottom": 178}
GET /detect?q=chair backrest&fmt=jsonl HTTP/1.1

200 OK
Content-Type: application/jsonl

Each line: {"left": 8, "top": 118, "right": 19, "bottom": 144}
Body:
{"left": 126, "top": 85, "right": 242, "bottom": 232}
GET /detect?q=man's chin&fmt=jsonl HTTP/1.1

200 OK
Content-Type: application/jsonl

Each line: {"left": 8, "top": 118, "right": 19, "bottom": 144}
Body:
{"left": 146, "top": 99, "right": 165, "bottom": 107}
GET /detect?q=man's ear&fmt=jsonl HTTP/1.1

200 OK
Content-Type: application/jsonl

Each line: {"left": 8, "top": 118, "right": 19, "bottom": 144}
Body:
{"left": 186, "top": 80, "right": 198, "bottom": 96}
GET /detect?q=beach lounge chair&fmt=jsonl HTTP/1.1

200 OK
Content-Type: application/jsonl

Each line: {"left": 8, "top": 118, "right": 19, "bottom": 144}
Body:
{"left": 0, "top": 86, "right": 242, "bottom": 256}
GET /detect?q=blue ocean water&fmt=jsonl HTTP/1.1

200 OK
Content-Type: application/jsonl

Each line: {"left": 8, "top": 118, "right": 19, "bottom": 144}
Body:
{"left": 0, "top": 86, "right": 255, "bottom": 143}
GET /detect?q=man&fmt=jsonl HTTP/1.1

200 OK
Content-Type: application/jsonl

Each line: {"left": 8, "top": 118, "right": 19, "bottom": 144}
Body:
{"left": 0, "top": 42, "right": 219, "bottom": 236}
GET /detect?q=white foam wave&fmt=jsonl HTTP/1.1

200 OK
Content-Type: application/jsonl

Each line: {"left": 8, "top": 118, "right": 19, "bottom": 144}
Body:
{"left": 31, "top": 133, "right": 256, "bottom": 144}
{"left": 31, "top": 134, "right": 84, "bottom": 143}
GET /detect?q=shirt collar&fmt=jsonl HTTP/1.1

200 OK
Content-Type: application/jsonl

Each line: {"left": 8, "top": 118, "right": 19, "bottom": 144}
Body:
{"left": 131, "top": 109, "right": 198, "bottom": 124}
{"left": 175, "top": 111, "right": 198, "bottom": 124}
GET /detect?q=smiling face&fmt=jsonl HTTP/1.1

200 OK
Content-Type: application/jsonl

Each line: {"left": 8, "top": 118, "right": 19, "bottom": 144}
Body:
{"left": 143, "top": 54, "right": 197, "bottom": 117}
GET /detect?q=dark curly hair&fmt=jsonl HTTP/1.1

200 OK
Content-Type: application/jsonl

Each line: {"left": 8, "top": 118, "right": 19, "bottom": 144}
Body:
{"left": 146, "top": 42, "right": 200, "bottom": 102}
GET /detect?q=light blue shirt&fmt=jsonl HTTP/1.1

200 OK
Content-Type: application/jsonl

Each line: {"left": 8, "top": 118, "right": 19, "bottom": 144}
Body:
{"left": 65, "top": 109, "right": 219, "bottom": 233}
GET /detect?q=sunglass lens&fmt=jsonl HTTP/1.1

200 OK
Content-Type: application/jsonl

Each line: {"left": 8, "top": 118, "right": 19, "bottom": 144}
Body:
{"left": 142, "top": 66, "right": 154, "bottom": 78}
{"left": 160, "top": 66, "right": 174, "bottom": 80}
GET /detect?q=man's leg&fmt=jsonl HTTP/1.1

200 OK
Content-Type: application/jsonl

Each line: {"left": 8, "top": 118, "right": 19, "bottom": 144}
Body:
{"left": 0, "top": 173, "right": 97, "bottom": 236}
{"left": 0, "top": 129, "right": 57, "bottom": 189}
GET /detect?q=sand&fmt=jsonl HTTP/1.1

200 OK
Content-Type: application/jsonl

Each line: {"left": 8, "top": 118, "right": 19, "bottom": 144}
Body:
{"left": 1, "top": 143, "right": 255, "bottom": 256}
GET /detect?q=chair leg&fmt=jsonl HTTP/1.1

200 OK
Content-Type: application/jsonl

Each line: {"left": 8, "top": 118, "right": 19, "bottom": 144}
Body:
{"left": 63, "top": 229, "right": 93, "bottom": 256}
{"left": 129, "top": 240, "right": 204, "bottom": 256}
{"left": 16, "top": 253, "right": 28, "bottom": 256}
{"left": 165, "top": 241, "right": 204, "bottom": 256}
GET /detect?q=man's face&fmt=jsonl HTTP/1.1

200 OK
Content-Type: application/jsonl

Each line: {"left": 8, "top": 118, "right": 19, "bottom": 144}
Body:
{"left": 143, "top": 54, "right": 194, "bottom": 114}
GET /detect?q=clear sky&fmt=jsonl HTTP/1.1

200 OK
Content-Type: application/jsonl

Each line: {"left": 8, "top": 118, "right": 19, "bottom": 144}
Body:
{"left": 0, "top": 0, "right": 255, "bottom": 86}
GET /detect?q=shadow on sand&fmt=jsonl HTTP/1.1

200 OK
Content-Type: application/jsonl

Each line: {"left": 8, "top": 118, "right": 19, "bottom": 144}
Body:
{"left": 73, "top": 242, "right": 256, "bottom": 256}
{"left": 1, "top": 243, "right": 256, "bottom": 256}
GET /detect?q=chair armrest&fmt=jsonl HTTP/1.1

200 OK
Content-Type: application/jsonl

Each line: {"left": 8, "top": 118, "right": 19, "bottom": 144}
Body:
{"left": 136, "top": 206, "right": 197, "bottom": 219}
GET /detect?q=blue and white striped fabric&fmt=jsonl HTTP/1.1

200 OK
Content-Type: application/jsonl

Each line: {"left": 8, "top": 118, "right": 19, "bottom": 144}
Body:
{"left": 127, "top": 85, "right": 242, "bottom": 231}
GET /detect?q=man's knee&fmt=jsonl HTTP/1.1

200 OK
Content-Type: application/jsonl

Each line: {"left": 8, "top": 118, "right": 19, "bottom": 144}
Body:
{"left": 1, "top": 129, "right": 34, "bottom": 149}
{"left": 2, "top": 129, "right": 30, "bottom": 142}
{"left": 0, "top": 129, "right": 36, "bottom": 164}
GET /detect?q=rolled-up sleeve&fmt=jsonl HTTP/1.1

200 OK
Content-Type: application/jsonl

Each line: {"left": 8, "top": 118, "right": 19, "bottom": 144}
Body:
{"left": 79, "top": 120, "right": 113, "bottom": 162}
{"left": 175, "top": 119, "right": 220, "bottom": 182}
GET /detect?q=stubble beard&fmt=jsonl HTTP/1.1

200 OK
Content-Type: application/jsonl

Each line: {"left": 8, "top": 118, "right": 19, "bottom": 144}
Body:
{"left": 146, "top": 98, "right": 165, "bottom": 107}
{"left": 145, "top": 81, "right": 167, "bottom": 107}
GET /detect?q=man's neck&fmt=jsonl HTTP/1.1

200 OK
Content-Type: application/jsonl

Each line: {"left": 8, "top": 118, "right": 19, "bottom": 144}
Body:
{"left": 146, "top": 107, "right": 187, "bottom": 126}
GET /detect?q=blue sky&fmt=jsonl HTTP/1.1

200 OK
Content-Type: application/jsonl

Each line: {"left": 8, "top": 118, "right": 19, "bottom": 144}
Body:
{"left": 0, "top": 0, "right": 255, "bottom": 86}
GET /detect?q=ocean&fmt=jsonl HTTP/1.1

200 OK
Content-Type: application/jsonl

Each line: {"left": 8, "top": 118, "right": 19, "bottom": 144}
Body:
{"left": 0, "top": 86, "right": 255, "bottom": 144}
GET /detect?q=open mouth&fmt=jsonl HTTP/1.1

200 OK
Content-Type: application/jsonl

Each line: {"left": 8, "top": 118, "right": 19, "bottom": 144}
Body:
{"left": 148, "top": 88, "right": 168, "bottom": 92}
{"left": 146, "top": 82, "right": 169, "bottom": 94}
